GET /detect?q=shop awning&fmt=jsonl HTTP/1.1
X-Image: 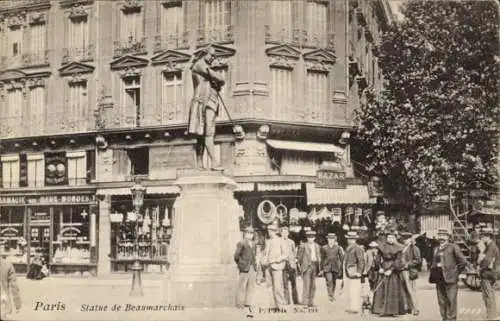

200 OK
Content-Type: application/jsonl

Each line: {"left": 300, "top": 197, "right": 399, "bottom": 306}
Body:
{"left": 266, "top": 139, "right": 344, "bottom": 155}
{"left": 257, "top": 182, "right": 302, "bottom": 191}
{"left": 146, "top": 186, "right": 180, "bottom": 194}
{"left": 96, "top": 188, "right": 132, "bottom": 196}
{"left": 235, "top": 183, "right": 255, "bottom": 192}
{"left": 306, "top": 183, "right": 376, "bottom": 205}
{"left": 97, "top": 186, "right": 180, "bottom": 196}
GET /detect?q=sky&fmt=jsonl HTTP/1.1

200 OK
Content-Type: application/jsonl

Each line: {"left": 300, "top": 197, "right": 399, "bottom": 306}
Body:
{"left": 389, "top": 0, "right": 406, "bottom": 20}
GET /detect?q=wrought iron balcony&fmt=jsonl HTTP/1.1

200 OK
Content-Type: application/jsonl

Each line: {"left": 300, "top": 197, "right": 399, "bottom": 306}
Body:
{"left": 197, "top": 25, "right": 234, "bottom": 46}
{"left": 154, "top": 32, "right": 189, "bottom": 52}
{"left": 22, "top": 50, "right": 50, "bottom": 67}
{"left": 265, "top": 26, "right": 295, "bottom": 45}
{"left": 62, "top": 44, "right": 94, "bottom": 64}
{"left": 113, "top": 36, "right": 147, "bottom": 58}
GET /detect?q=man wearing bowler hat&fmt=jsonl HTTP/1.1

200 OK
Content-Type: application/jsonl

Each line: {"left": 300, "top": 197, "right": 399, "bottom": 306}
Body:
{"left": 343, "top": 231, "right": 365, "bottom": 314}
{"left": 234, "top": 226, "right": 257, "bottom": 317}
{"left": 477, "top": 226, "right": 500, "bottom": 320}
{"left": 429, "top": 228, "right": 468, "bottom": 321}
{"left": 263, "top": 223, "right": 287, "bottom": 310}
{"left": 297, "top": 230, "right": 321, "bottom": 307}
{"left": 320, "top": 233, "right": 344, "bottom": 301}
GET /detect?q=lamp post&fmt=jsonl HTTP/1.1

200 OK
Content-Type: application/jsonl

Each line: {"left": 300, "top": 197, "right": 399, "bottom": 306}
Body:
{"left": 130, "top": 182, "right": 146, "bottom": 296}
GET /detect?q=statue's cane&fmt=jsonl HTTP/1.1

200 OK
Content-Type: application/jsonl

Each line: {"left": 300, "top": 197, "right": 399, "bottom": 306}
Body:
{"left": 216, "top": 85, "right": 244, "bottom": 138}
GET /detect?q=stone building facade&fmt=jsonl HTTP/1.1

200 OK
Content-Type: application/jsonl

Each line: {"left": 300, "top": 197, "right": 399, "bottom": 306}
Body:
{"left": 0, "top": 0, "right": 392, "bottom": 276}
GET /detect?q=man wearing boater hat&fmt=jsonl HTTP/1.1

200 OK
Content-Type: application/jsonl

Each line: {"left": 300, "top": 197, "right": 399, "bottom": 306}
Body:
{"left": 477, "top": 226, "right": 500, "bottom": 320}
{"left": 429, "top": 228, "right": 467, "bottom": 321}
{"left": 343, "top": 231, "right": 365, "bottom": 314}
{"left": 297, "top": 230, "right": 321, "bottom": 307}
{"left": 320, "top": 233, "right": 344, "bottom": 302}
{"left": 263, "top": 223, "right": 287, "bottom": 310}
{"left": 234, "top": 226, "right": 257, "bottom": 318}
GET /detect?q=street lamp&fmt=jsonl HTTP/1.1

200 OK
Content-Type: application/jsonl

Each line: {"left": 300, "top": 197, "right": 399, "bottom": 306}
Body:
{"left": 130, "top": 182, "right": 146, "bottom": 296}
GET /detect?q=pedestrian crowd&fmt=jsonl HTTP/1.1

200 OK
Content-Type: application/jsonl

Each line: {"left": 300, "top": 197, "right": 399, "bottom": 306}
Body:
{"left": 233, "top": 220, "right": 500, "bottom": 320}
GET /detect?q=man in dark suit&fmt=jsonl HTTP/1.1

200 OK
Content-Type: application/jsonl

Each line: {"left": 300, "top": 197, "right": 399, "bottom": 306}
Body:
{"left": 429, "top": 228, "right": 468, "bottom": 321}
{"left": 234, "top": 226, "right": 257, "bottom": 318}
{"left": 477, "top": 227, "right": 500, "bottom": 320}
{"left": 297, "top": 230, "right": 321, "bottom": 307}
{"left": 320, "top": 233, "right": 344, "bottom": 301}
{"left": 281, "top": 227, "right": 299, "bottom": 305}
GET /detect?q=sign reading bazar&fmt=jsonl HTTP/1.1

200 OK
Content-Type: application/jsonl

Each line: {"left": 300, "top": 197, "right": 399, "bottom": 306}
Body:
{"left": 0, "top": 195, "right": 96, "bottom": 205}
{"left": 316, "top": 162, "right": 347, "bottom": 189}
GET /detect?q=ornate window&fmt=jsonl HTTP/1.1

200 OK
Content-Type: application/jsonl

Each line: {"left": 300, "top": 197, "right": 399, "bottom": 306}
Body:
{"left": 6, "top": 26, "right": 23, "bottom": 67}
{"left": 114, "top": 1, "right": 145, "bottom": 57}
{"left": 67, "top": 15, "right": 90, "bottom": 62}
{"left": 306, "top": 0, "right": 328, "bottom": 47}
{"left": 28, "top": 80, "right": 46, "bottom": 135}
{"left": 199, "top": 0, "right": 233, "bottom": 45}
{"left": 157, "top": 0, "right": 185, "bottom": 50}
{"left": 67, "top": 80, "right": 88, "bottom": 130}
{"left": 27, "top": 154, "right": 44, "bottom": 188}
{"left": 121, "top": 76, "right": 141, "bottom": 127}
{"left": 268, "top": 0, "right": 293, "bottom": 43}
{"left": 121, "top": 6, "right": 142, "bottom": 42}
{"left": 161, "top": 71, "right": 183, "bottom": 122}
{"left": 26, "top": 12, "right": 49, "bottom": 68}
{"left": 1, "top": 155, "right": 20, "bottom": 189}
{"left": 6, "top": 86, "right": 24, "bottom": 131}
{"left": 306, "top": 71, "right": 328, "bottom": 122}
{"left": 270, "top": 67, "right": 293, "bottom": 119}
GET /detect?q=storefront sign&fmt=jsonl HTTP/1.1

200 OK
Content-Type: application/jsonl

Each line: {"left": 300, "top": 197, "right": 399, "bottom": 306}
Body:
{"left": 0, "top": 196, "right": 25, "bottom": 204}
{"left": 30, "top": 212, "right": 50, "bottom": 225}
{"left": 26, "top": 195, "right": 96, "bottom": 204}
{"left": 0, "top": 227, "right": 19, "bottom": 237}
{"left": 316, "top": 169, "right": 346, "bottom": 189}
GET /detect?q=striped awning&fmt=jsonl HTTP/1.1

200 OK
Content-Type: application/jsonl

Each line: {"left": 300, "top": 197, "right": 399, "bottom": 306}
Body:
{"left": 306, "top": 183, "right": 376, "bottom": 205}
{"left": 97, "top": 186, "right": 180, "bottom": 196}
{"left": 257, "top": 182, "right": 302, "bottom": 191}
{"left": 266, "top": 139, "right": 344, "bottom": 155}
{"left": 146, "top": 186, "right": 180, "bottom": 194}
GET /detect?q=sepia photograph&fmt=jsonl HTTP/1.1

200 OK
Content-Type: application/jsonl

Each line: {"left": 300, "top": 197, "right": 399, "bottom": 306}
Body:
{"left": 0, "top": 0, "right": 498, "bottom": 320}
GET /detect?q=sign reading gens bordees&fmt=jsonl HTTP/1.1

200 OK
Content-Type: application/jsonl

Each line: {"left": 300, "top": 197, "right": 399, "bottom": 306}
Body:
{"left": 0, "top": 195, "right": 96, "bottom": 205}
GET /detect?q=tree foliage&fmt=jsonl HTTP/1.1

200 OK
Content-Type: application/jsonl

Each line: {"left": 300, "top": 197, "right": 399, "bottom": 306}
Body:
{"left": 355, "top": 1, "right": 499, "bottom": 210}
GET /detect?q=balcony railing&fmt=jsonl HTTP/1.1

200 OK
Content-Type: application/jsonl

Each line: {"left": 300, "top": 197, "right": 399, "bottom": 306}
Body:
{"left": 62, "top": 44, "right": 94, "bottom": 64}
{"left": 45, "top": 111, "right": 91, "bottom": 134}
{"left": 154, "top": 32, "right": 189, "bottom": 52}
{"left": 0, "top": 50, "right": 50, "bottom": 70}
{"left": 113, "top": 36, "right": 147, "bottom": 58}
{"left": 197, "top": 25, "right": 234, "bottom": 46}
{"left": 265, "top": 27, "right": 335, "bottom": 50}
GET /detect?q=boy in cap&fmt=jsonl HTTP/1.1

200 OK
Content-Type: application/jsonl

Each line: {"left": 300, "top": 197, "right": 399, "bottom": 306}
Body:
{"left": 263, "top": 223, "right": 287, "bottom": 310}
{"left": 429, "top": 228, "right": 468, "bottom": 321}
{"left": 343, "top": 231, "right": 365, "bottom": 314}
{"left": 320, "top": 233, "right": 344, "bottom": 301}
{"left": 477, "top": 227, "right": 500, "bottom": 320}
{"left": 281, "top": 227, "right": 298, "bottom": 305}
{"left": 234, "top": 226, "right": 257, "bottom": 317}
{"left": 297, "top": 230, "right": 321, "bottom": 307}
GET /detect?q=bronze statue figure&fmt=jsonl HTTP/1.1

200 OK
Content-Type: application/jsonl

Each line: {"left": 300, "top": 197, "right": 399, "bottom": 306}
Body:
{"left": 187, "top": 46, "right": 225, "bottom": 171}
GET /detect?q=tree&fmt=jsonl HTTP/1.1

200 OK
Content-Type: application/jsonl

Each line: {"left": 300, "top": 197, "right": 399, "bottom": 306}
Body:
{"left": 354, "top": 1, "right": 499, "bottom": 219}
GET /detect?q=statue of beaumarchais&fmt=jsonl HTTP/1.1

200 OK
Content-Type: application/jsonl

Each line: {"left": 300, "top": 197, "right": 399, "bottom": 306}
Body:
{"left": 187, "top": 46, "right": 226, "bottom": 171}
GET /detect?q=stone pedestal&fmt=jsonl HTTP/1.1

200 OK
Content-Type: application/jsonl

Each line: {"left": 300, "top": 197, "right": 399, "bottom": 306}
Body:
{"left": 164, "top": 171, "right": 243, "bottom": 308}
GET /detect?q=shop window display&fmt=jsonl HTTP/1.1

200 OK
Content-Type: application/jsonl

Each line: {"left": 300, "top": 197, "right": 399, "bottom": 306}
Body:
{"left": 52, "top": 206, "right": 92, "bottom": 265}
{"left": 28, "top": 207, "right": 51, "bottom": 264}
{"left": 110, "top": 197, "right": 173, "bottom": 273}
{"left": 0, "top": 207, "right": 28, "bottom": 270}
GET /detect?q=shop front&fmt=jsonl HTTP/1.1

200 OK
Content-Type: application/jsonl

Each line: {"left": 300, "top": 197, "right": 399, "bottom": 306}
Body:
{"left": 96, "top": 186, "right": 178, "bottom": 274}
{"left": 0, "top": 192, "right": 98, "bottom": 275}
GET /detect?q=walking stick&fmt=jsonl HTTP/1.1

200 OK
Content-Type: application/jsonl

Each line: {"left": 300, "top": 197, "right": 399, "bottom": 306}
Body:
{"left": 216, "top": 91, "right": 243, "bottom": 137}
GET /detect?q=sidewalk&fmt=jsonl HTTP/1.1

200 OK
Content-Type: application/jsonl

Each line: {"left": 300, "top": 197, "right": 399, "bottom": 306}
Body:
{"left": 7, "top": 273, "right": 490, "bottom": 321}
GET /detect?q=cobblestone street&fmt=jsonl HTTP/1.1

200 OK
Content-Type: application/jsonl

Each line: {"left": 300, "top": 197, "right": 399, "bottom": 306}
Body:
{"left": 5, "top": 273, "right": 496, "bottom": 321}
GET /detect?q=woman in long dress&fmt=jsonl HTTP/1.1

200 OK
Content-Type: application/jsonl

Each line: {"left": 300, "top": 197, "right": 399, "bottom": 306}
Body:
{"left": 371, "top": 230, "right": 413, "bottom": 316}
